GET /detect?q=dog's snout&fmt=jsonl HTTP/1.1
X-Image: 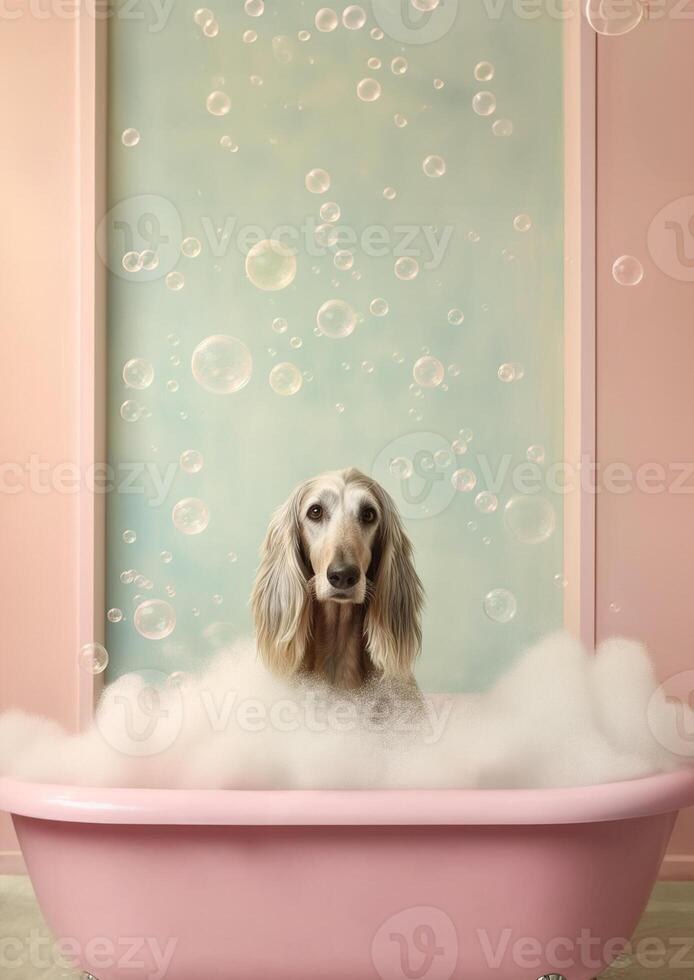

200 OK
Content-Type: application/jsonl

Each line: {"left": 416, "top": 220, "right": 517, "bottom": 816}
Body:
{"left": 327, "top": 563, "right": 360, "bottom": 590}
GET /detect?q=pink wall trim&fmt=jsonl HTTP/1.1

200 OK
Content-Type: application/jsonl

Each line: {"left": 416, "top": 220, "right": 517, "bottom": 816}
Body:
{"left": 595, "top": 4, "right": 694, "bottom": 876}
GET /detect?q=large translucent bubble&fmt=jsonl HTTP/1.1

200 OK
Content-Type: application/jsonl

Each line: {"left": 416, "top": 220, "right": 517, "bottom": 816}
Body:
{"left": 133, "top": 599, "right": 177, "bottom": 640}
{"left": 191, "top": 335, "right": 252, "bottom": 394}
{"left": 316, "top": 299, "right": 357, "bottom": 338}
{"left": 503, "top": 495, "right": 556, "bottom": 544}
{"left": 172, "top": 497, "right": 210, "bottom": 535}
{"left": 269, "top": 362, "right": 303, "bottom": 396}
{"left": 483, "top": 588, "right": 517, "bottom": 624}
{"left": 245, "top": 240, "right": 297, "bottom": 291}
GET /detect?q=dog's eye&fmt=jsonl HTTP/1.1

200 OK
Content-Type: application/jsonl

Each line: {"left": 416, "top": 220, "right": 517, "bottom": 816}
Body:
{"left": 307, "top": 504, "right": 323, "bottom": 521}
{"left": 361, "top": 506, "right": 377, "bottom": 524}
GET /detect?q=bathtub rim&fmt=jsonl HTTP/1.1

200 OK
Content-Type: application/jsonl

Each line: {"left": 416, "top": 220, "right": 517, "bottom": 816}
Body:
{"left": 1, "top": 769, "right": 694, "bottom": 827}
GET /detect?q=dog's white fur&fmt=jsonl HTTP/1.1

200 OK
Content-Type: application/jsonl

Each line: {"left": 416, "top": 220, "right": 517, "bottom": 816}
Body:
{"left": 251, "top": 468, "right": 424, "bottom": 689}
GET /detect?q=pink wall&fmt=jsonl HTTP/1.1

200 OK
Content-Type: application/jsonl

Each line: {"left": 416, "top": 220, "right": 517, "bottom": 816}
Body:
{"left": 596, "top": 8, "right": 694, "bottom": 877}
{"left": 0, "top": 13, "right": 86, "bottom": 869}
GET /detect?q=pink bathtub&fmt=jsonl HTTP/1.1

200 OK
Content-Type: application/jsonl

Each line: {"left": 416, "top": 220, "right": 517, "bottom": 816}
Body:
{"left": 2, "top": 771, "right": 694, "bottom": 980}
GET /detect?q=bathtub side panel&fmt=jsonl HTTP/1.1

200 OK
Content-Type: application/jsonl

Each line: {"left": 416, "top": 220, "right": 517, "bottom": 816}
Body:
{"left": 14, "top": 813, "right": 676, "bottom": 980}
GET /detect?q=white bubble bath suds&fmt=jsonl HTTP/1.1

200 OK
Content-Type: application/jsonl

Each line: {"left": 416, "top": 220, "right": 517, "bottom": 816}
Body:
{"left": 0, "top": 632, "right": 691, "bottom": 791}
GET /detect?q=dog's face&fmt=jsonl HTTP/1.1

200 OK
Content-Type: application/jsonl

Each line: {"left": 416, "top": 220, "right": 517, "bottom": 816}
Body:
{"left": 298, "top": 473, "right": 380, "bottom": 604}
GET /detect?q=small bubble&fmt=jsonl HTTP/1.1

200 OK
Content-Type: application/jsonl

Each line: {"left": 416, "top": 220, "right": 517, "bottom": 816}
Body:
{"left": 391, "top": 56, "right": 408, "bottom": 75}
{"left": 451, "top": 468, "right": 477, "bottom": 492}
{"left": 423, "top": 154, "right": 446, "bottom": 178}
{"left": 371, "top": 26, "right": 383, "bottom": 38}
{"left": 513, "top": 214, "right": 533, "bottom": 233}
{"left": 166, "top": 379, "right": 180, "bottom": 393}
{"left": 298, "top": 29, "right": 311, "bottom": 40}
{"left": 269, "top": 362, "right": 303, "bottom": 396}
{"left": 180, "top": 449, "right": 204, "bottom": 474}
{"left": 343, "top": 4, "right": 366, "bottom": 28}
{"left": 120, "top": 570, "right": 135, "bottom": 585}
{"left": 206, "top": 90, "right": 231, "bottom": 116}
{"left": 243, "top": 28, "right": 257, "bottom": 42}
{"left": 181, "top": 236, "right": 202, "bottom": 257}
{"left": 79, "top": 642, "right": 109, "bottom": 674}
{"left": 475, "top": 491, "right": 498, "bottom": 514}
{"left": 361, "top": 360, "right": 375, "bottom": 374}
{"left": 122, "top": 251, "right": 142, "bottom": 273}
{"left": 394, "top": 113, "right": 408, "bottom": 128}
{"left": 315, "top": 7, "right": 338, "bottom": 30}
{"left": 383, "top": 186, "right": 397, "bottom": 200}
{"left": 474, "top": 61, "right": 495, "bottom": 82}
{"left": 107, "top": 608, "right": 123, "bottom": 623}
{"left": 472, "top": 91, "right": 496, "bottom": 116}
{"left": 434, "top": 449, "right": 452, "bottom": 468}
{"left": 527, "top": 445, "right": 545, "bottom": 464}
{"left": 492, "top": 118, "right": 513, "bottom": 136}
{"left": 250, "top": 74, "right": 264, "bottom": 87}
{"left": 394, "top": 256, "right": 419, "bottom": 280}
{"left": 368, "top": 57, "right": 382, "bottom": 69}
{"left": 483, "top": 588, "right": 517, "bottom": 624}
{"left": 305, "top": 168, "right": 331, "bottom": 194}
{"left": 120, "top": 400, "right": 141, "bottom": 423}
{"left": 172, "top": 497, "right": 210, "bottom": 535}
{"left": 320, "top": 201, "right": 341, "bottom": 222}
{"left": 140, "top": 250, "right": 158, "bottom": 271}
{"left": 290, "top": 336, "right": 303, "bottom": 349}
{"left": 122, "top": 529, "right": 137, "bottom": 544}
{"left": 447, "top": 308, "right": 464, "bottom": 326}
{"left": 612, "top": 255, "right": 644, "bottom": 286}
{"left": 122, "top": 358, "right": 153, "bottom": 390}
{"left": 244, "top": 0, "right": 263, "bottom": 13}
{"left": 334, "top": 250, "right": 354, "bottom": 271}
{"left": 316, "top": 298, "right": 357, "bottom": 338}
{"left": 609, "top": 601, "right": 622, "bottom": 614}
{"left": 121, "top": 128, "right": 140, "bottom": 147}
{"left": 433, "top": 78, "right": 445, "bottom": 90}
{"left": 272, "top": 317, "right": 288, "bottom": 334}
{"left": 370, "top": 297, "right": 389, "bottom": 316}
{"left": 498, "top": 362, "right": 525, "bottom": 383}
{"left": 160, "top": 550, "right": 173, "bottom": 563}
{"left": 413, "top": 355, "right": 444, "bottom": 388}
{"left": 165, "top": 271, "right": 185, "bottom": 291}
{"left": 134, "top": 600, "right": 176, "bottom": 640}
{"left": 227, "top": 551, "right": 238, "bottom": 563}
{"left": 335, "top": 402, "right": 345, "bottom": 414}
{"left": 554, "top": 573, "right": 568, "bottom": 589}
{"left": 390, "top": 457, "right": 413, "bottom": 479}
{"left": 357, "top": 78, "right": 381, "bottom": 102}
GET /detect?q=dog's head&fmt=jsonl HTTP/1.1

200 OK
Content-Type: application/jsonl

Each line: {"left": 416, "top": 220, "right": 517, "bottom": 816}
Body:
{"left": 251, "top": 468, "right": 423, "bottom": 681}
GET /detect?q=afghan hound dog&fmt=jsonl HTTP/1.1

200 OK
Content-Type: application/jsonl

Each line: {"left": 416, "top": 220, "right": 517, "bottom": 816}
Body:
{"left": 251, "top": 468, "right": 424, "bottom": 691}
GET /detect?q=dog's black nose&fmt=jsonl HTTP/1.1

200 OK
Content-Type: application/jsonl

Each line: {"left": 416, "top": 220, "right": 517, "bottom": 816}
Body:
{"left": 327, "top": 563, "right": 360, "bottom": 590}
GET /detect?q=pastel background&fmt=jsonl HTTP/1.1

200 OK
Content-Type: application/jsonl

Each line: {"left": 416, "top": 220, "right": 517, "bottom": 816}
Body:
{"left": 105, "top": 0, "right": 565, "bottom": 690}
{"left": 1, "top": 2, "right": 694, "bottom": 874}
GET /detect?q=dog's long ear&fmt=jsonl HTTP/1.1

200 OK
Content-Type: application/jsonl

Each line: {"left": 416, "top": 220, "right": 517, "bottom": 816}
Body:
{"left": 251, "top": 487, "right": 310, "bottom": 677}
{"left": 364, "top": 486, "right": 424, "bottom": 681}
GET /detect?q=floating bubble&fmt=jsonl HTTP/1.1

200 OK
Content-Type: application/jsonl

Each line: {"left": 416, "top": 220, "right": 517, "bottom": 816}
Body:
{"left": 492, "top": 118, "right": 513, "bottom": 136}
{"left": 368, "top": 56, "right": 382, "bottom": 69}
{"left": 250, "top": 75, "right": 263, "bottom": 87}
{"left": 203, "top": 17, "right": 219, "bottom": 36}
{"left": 553, "top": 573, "right": 568, "bottom": 589}
{"left": 320, "top": 201, "right": 341, "bottom": 222}
{"left": 483, "top": 588, "right": 517, "bottom": 624}
{"left": 433, "top": 78, "right": 445, "bottom": 90}
{"left": 172, "top": 497, "right": 210, "bottom": 535}
{"left": 244, "top": 0, "right": 263, "bottom": 14}
{"left": 451, "top": 468, "right": 477, "bottom": 492}
{"left": 503, "top": 495, "right": 556, "bottom": 544}
{"left": 122, "top": 251, "right": 142, "bottom": 273}
{"left": 612, "top": 254, "right": 643, "bottom": 286}
{"left": 272, "top": 317, "right": 288, "bottom": 334}
{"left": 181, "top": 236, "right": 202, "bottom": 257}
{"left": 120, "top": 400, "right": 141, "bottom": 423}
{"left": 383, "top": 186, "right": 397, "bottom": 200}
{"left": 413, "top": 355, "right": 444, "bottom": 388}
{"left": 334, "top": 250, "right": 354, "bottom": 270}
{"left": 390, "top": 457, "right": 413, "bottom": 480}
{"left": 166, "top": 379, "right": 179, "bottom": 393}
{"left": 121, "top": 128, "right": 140, "bottom": 148}
{"left": 370, "top": 297, "right": 389, "bottom": 316}
{"left": 362, "top": 360, "right": 375, "bottom": 374}
{"left": 394, "top": 113, "right": 408, "bottom": 128}
{"left": 472, "top": 91, "right": 496, "bottom": 116}
{"left": 122, "top": 529, "right": 137, "bottom": 544}
{"left": 206, "top": 90, "right": 231, "bottom": 116}
{"left": 336, "top": 402, "right": 345, "bottom": 414}
{"left": 165, "top": 271, "right": 184, "bottom": 291}
{"left": 191, "top": 335, "right": 252, "bottom": 394}
{"left": 305, "top": 168, "right": 331, "bottom": 194}
{"left": 393, "top": 352, "right": 404, "bottom": 364}
{"left": 357, "top": 78, "right": 381, "bottom": 102}
{"left": 140, "top": 250, "right": 159, "bottom": 271}
{"left": 475, "top": 491, "right": 498, "bottom": 514}
{"left": 423, "top": 154, "right": 446, "bottom": 178}
{"left": 526, "top": 445, "right": 545, "bottom": 464}
{"left": 180, "top": 449, "right": 204, "bottom": 474}
{"left": 412, "top": 0, "right": 439, "bottom": 8}
{"left": 79, "top": 642, "right": 109, "bottom": 674}
{"left": 245, "top": 239, "right": 297, "bottom": 290}
{"left": 243, "top": 28, "right": 257, "bottom": 41}
{"left": 394, "top": 256, "right": 419, "bottom": 280}
{"left": 316, "top": 298, "right": 357, "bottom": 338}
{"left": 498, "top": 362, "right": 525, "bottom": 383}
{"left": 513, "top": 214, "right": 532, "bottom": 232}
{"left": 272, "top": 34, "right": 294, "bottom": 64}
{"left": 447, "top": 308, "right": 464, "bottom": 326}
{"left": 107, "top": 608, "right": 123, "bottom": 623}
{"left": 297, "top": 29, "right": 310, "bottom": 40}
{"left": 134, "top": 599, "right": 176, "bottom": 640}
{"left": 315, "top": 7, "right": 338, "bottom": 30}
{"left": 586, "top": 0, "right": 644, "bottom": 35}
{"left": 122, "top": 358, "right": 153, "bottom": 390}
{"left": 434, "top": 449, "right": 452, "bottom": 468}
{"left": 194, "top": 7, "right": 213, "bottom": 25}
{"left": 474, "top": 61, "right": 495, "bottom": 82}
{"left": 269, "top": 361, "right": 303, "bottom": 396}
{"left": 343, "top": 4, "right": 366, "bottom": 28}
{"left": 160, "top": 550, "right": 173, "bottom": 563}
{"left": 289, "top": 336, "right": 302, "bottom": 349}
{"left": 448, "top": 363, "right": 461, "bottom": 377}
{"left": 120, "top": 570, "right": 135, "bottom": 584}
{"left": 391, "top": 56, "right": 408, "bottom": 75}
